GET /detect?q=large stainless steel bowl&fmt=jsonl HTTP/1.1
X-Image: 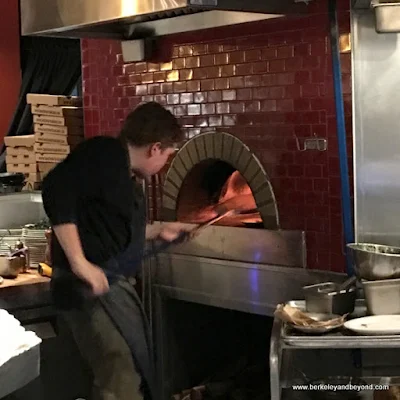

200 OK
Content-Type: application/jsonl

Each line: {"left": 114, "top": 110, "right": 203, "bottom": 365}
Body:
{"left": 347, "top": 243, "right": 400, "bottom": 280}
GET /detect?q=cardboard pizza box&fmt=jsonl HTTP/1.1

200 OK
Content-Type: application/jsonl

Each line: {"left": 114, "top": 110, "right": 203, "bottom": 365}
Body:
{"left": 35, "top": 153, "right": 67, "bottom": 163}
{"left": 4, "top": 135, "right": 35, "bottom": 148}
{"left": 37, "top": 162, "right": 58, "bottom": 174}
{"left": 6, "top": 154, "right": 36, "bottom": 164}
{"left": 6, "top": 163, "right": 37, "bottom": 173}
{"left": 33, "top": 114, "right": 83, "bottom": 127}
{"left": 34, "top": 132, "right": 84, "bottom": 147}
{"left": 31, "top": 104, "right": 83, "bottom": 118}
{"left": 34, "top": 143, "right": 70, "bottom": 155}
{"left": 6, "top": 147, "right": 34, "bottom": 156}
{"left": 34, "top": 123, "right": 83, "bottom": 137}
{"left": 27, "top": 94, "right": 82, "bottom": 107}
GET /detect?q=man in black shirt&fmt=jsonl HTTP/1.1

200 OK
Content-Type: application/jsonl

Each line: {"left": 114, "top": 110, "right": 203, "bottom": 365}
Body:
{"left": 42, "top": 102, "right": 192, "bottom": 400}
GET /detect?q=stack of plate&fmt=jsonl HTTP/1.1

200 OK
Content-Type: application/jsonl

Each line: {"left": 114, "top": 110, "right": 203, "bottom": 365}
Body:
{"left": 21, "top": 228, "right": 47, "bottom": 268}
{"left": 0, "top": 229, "right": 23, "bottom": 255}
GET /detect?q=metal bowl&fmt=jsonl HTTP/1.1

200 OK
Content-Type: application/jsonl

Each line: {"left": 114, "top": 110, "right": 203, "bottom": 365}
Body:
{"left": 347, "top": 243, "right": 400, "bottom": 281}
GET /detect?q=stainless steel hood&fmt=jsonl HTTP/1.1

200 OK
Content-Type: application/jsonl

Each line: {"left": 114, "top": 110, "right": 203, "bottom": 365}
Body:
{"left": 21, "top": 0, "right": 309, "bottom": 40}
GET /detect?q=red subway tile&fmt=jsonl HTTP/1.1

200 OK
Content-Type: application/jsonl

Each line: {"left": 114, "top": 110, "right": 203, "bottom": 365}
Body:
{"left": 173, "top": 81, "right": 187, "bottom": 93}
{"left": 244, "top": 75, "right": 261, "bottom": 87}
{"left": 154, "top": 94, "right": 167, "bottom": 105}
{"left": 252, "top": 61, "right": 268, "bottom": 74}
{"left": 187, "top": 104, "right": 201, "bottom": 115}
{"left": 285, "top": 85, "right": 301, "bottom": 98}
{"left": 244, "top": 49, "right": 261, "bottom": 62}
{"left": 269, "top": 59, "right": 285, "bottom": 73}
{"left": 277, "top": 46, "right": 294, "bottom": 59}
{"left": 313, "top": 178, "right": 329, "bottom": 192}
{"left": 236, "top": 88, "right": 252, "bottom": 100}
{"left": 141, "top": 73, "right": 154, "bottom": 84}
{"left": 186, "top": 56, "right": 200, "bottom": 68}
{"left": 301, "top": 84, "right": 320, "bottom": 97}
{"left": 294, "top": 43, "right": 311, "bottom": 57}
{"left": 244, "top": 101, "right": 260, "bottom": 113}
{"left": 229, "top": 76, "right": 245, "bottom": 88}
{"left": 261, "top": 48, "right": 277, "bottom": 60}
{"left": 179, "top": 69, "right": 193, "bottom": 80}
{"left": 208, "top": 91, "right": 222, "bottom": 102}
{"left": 147, "top": 63, "right": 160, "bottom": 72}
{"left": 179, "top": 45, "right": 193, "bottom": 57}
{"left": 180, "top": 93, "right": 193, "bottom": 104}
{"left": 276, "top": 99, "right": 294, "bottom": 112}
{"left": 148, "top": 84, "right": 161, "bottom": 95}
{"left": 230, "top": 101, "right": 245, "bottom": 113}
{"left": 172, "top": 58, "right": 185, "bottom": 69}
{"left": 223, "top": 115, "right": 237, "bottom": 126}
{"left": 194, "top": 92, "right": 207, "bottom": 103}
{"left": 220, "top": 65, "right": 235, "bottom": 77}
{"left": 167, "top": 94, "right": 179, "bottom": 105}
{"left": 302, "top": 111, "right": 320, "bottom": 124}
{"left": 200, "top": 54, "right": 215, "bottom": 67}
{"left": 222, "top": 90, "right": 236, "bottom": 101}
{"left": 229, "top": 51, "right": 245, "bottom": 64}
{"left": 135, "top": 62, "right": 147, "bottom": 73}
{"left": 302, "top": 56, "right": 321, "bottom": 69}
{"left": 215, "top": 78, "right": 229, "bottom": 90}
{"left": 261, "top": 100, "right": 277, "bottom": 112}
{"left": 160, "top": 82, "right": 174, "bottom": 93}
{"left": 311, "top": 41, "right": 328, "bottom": 56}
{"left": 207, "top": 43, "right": 223, "bottom": 53}
{"left": 136, "top": 85, "right": 147, "bottom": 95}
{"left": 200, "top": 79, "right": 215, "bottom": 91}
{"left": 215, "top": 53, "right": 229, "bottom": 65}
{"left": 187, "top": 80, "right": 201, "bottom": 92}
{"left": 236, "top": 63, "right": 253, "bottom": 75}
{"left": 201, "top": 103, "right": 216, "bottom": 115}
{"left": 192, "top": 44, "right": 207, "bottom": 55}
{"left": 294, "top": 98, "right": 311, "bottom": 111}
{"left": 174, "top": 105, "right": 187, "bottom": 116}
{"left": 216, "top": 102, "right": 229, "bottom": 114}
{"left": 193, "top": 67, "right": 208, "bottom": 79}
{"left": 160, "top": 62, "right": 173, "bottom": 71}
{"left": 209, "top": 115, "right": 223, "bottom": 126}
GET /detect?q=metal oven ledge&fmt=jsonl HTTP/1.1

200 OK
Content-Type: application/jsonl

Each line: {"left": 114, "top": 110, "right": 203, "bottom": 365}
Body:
{"left": 152, "top": 253, "right": 346, "bottom": 317}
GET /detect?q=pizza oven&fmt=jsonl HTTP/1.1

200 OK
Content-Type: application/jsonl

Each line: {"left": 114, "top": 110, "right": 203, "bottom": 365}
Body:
{"left": 146, "top": 131, "right": 318, "bottom": 399}
{"left": 161, "top": 131, "right": 279, "bottom": 230}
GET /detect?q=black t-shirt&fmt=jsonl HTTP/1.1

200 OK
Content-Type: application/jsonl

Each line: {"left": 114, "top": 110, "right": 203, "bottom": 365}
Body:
{"left": 41, "top": 136, "right": 144, "bottom": 309}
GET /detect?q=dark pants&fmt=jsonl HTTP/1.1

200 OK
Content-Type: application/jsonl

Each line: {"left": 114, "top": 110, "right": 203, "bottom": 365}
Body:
{"left": 62, "top": 279, "right": 144, "bottom": 400}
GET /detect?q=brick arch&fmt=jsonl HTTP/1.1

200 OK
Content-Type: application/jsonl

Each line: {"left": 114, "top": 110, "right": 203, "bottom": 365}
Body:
{"left": 161, "top": 131, "right": 280, "bottom": 229}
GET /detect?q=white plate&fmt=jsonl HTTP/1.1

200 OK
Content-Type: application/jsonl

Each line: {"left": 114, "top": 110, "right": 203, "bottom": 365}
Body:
{"left": 344, "top": 315, "right": 400, "bottom": 335}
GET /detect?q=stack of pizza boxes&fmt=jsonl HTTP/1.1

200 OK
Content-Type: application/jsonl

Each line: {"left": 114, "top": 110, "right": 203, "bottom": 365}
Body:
{"left": 5, "top": 94, "right": 84, "bottom": 190}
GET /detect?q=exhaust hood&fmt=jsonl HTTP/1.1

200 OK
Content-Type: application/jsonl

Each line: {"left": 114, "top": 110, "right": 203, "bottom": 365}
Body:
{"left": 21, "top": 0, "right": 309, "bottom": 40}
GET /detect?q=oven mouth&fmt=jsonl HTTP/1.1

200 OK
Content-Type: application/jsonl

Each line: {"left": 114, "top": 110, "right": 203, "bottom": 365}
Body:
{"left": 161, "top": 131, "right": 280, "bottom": 230}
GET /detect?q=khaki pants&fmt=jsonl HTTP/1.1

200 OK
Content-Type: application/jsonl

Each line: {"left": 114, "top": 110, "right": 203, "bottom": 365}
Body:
{"left": 62, "top": 299, "right": 144, "bottom": 400}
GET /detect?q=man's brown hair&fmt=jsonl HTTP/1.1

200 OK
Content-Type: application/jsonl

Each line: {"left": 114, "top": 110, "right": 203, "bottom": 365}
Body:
{"left": 120, "top": 102, "right": 183, "bottom": 148}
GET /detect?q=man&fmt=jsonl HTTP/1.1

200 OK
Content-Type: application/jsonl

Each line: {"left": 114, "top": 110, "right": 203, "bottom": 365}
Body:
{"left": 42, "top": 102, "right": 193, "bottom": 400}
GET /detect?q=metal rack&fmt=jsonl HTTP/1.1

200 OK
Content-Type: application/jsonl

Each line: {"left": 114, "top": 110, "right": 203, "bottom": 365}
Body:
{"left": 270, "top": 300, "right": 400, "bottom": 400}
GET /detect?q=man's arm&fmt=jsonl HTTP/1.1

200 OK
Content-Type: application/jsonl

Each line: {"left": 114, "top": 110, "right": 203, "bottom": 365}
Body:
{"left": 145, "top": 222, "right": 197, "bottom": 242}
{"left": 52, "top": 224, "right": 109, "bottom": 295}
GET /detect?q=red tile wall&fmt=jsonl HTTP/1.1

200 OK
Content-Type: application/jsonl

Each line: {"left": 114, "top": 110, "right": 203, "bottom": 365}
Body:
{"left": 0, "top": 0, "right": 21, "bottom": 145}
{"left": 81, "top": 0, "right": 352, "bottom": 272}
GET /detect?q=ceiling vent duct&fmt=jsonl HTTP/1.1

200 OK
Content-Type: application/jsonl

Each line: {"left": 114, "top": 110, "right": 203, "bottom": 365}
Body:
{"left": 21, "top": 0, "right": 310, "bottom": 40}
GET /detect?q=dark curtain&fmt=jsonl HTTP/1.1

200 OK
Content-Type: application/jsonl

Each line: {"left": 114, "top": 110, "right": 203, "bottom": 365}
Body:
{"left": 0, "top": 37, "right": 82, "bottom": 171}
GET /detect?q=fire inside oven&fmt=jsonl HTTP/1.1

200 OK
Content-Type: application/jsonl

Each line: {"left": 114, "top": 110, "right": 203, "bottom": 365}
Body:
{"left": 177, "top": 160, "right": 262, "bottom": 228}
{"left": 161, "top": 132, "right": 279, "bottom": 229}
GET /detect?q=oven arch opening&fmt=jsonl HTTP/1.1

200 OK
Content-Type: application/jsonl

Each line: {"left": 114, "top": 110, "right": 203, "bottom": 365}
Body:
{"left": 161, "top": 131, "right": 280, "bottom": 229}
